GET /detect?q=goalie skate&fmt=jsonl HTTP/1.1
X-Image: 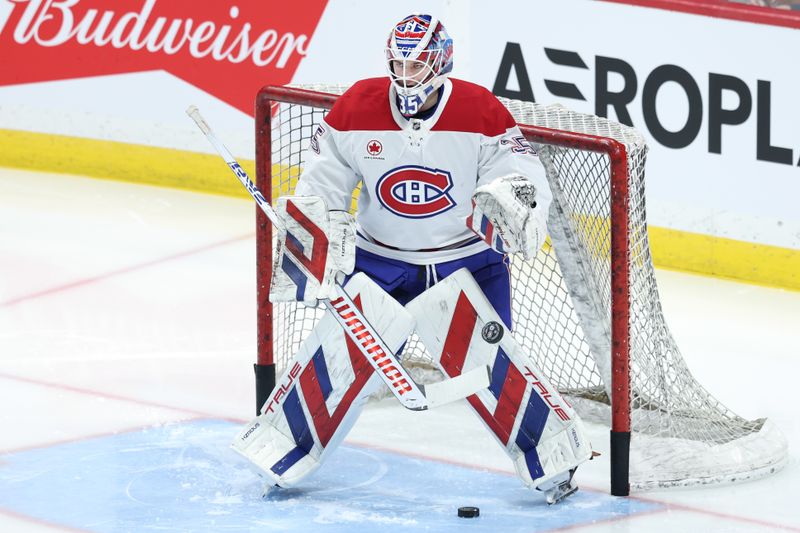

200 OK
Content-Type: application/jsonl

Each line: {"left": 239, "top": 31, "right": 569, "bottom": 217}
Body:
{"left": 537, "top": 468, "right": 578, "bottom": 505}
{"left": 261, "top": 483, "right": 281, "bottom": 500}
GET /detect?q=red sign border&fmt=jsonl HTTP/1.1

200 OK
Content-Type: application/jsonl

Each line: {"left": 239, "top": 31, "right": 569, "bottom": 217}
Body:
{"left": 600, "top": 0, "right": 800, "bottom": 29}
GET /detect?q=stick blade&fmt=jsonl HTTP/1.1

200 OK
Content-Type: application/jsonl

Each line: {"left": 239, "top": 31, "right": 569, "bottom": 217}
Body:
{"left": 422, "top": 365, "right": 490, "bottom": 409}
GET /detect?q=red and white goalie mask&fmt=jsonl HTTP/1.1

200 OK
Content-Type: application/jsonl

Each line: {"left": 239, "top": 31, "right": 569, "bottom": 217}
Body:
{"left": 385, "top": 14, "right": 454, "bottom": 117}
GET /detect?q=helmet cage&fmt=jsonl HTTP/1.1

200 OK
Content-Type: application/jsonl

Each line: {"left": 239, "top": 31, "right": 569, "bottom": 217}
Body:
{"left": 386, "top": 50, "right": 443, "bottom": 93}
{"left": 385, "top": 14, "right": 453, "bottom": 116}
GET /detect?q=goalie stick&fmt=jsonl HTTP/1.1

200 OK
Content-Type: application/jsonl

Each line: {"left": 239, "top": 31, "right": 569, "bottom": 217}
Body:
{"left": 186, "top": 105, "right": 490, "bottom": 411}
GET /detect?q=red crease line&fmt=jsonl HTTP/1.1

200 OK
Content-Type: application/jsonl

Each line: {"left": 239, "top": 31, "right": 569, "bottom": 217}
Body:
{"left": 0, "top": 417, "right": 206, "bottom": 456}
{"left": 0, "top": 504, "right": 92, "bottom": 533}
{"left": 0, "top": 371, "right": 215, "bottom": 422}
{"left": 0, "top": 233, "right": 254, "bottom": 307}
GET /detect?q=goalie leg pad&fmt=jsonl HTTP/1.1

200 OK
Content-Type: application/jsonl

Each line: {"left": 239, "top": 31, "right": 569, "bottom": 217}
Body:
{"left": 233, "top": 273, "right": 414, "bottom": 487}
{"left": 406, "top": 269, "right": 592, "bottom": 491}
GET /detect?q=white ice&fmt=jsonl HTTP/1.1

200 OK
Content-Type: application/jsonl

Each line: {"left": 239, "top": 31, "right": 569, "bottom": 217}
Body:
{"left": 0, "top": 168, "right": 798, "bottom": 532}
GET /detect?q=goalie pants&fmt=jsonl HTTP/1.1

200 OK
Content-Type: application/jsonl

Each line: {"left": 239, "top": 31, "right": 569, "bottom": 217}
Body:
{"left": 350, "top": 247, "right": 513, "bottom": 328}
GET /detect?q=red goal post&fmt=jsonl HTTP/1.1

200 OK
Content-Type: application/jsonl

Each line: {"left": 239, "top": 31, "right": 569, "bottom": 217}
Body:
{"left": 253, "top": 84, "right": 786, "bottom": 497}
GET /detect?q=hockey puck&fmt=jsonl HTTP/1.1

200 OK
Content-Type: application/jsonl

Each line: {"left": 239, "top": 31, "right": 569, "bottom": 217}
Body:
{"left": 481, "top": 321, "right": 504, "bottom": 344}
{"left": 457, "top": 506, "right": 480, "bottom": 518}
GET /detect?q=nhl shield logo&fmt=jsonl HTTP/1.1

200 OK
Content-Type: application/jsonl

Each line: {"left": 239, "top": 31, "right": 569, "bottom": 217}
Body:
{"left": 376, "top": 165, "right": 455, "bottom": 218}
{"left": 366, "top": 140, "right": 383, "bottom": 156}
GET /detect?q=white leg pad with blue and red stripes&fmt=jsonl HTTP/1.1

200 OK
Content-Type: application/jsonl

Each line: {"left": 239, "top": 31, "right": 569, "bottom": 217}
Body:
{"left": 232, "top": 273, "right": 415, "bottom": 488}
{"left": 406, "top": 268, "right": 593, "bottom": 491}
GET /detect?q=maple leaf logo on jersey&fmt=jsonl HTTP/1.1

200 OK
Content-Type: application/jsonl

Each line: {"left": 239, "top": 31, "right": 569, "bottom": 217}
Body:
{"left": 366, "top": 140, "right": 383, "bottom": 156}
{"left": 376, "top": 166, "right": 455, "bottom": 219}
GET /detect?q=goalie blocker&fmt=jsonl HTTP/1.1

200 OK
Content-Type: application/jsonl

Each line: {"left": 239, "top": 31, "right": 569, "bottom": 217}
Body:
{"left": 406, "top": 269, "right": 594, "bottom": 503}
{"left": 270, "top": 195, "right": 356, "bottom": 306}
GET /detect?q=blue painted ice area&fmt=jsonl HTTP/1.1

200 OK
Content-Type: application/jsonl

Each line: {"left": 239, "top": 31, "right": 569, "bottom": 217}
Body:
{"left": 0, "top": 420, "right": 662, "bottom": 532}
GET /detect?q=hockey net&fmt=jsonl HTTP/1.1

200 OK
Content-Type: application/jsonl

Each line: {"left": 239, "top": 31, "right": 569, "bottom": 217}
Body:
{"left": 254, "top": 84, "right": 787, "bottom": 492}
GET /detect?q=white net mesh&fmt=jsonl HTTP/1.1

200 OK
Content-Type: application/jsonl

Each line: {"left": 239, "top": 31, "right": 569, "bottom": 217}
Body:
{"left": 260, "top": 84, "right": 787, "bottom": 489}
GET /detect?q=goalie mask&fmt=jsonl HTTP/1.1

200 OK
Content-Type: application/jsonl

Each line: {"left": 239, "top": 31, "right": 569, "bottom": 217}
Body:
{"left": 385, "top": 14, "right": 453, "bottom": 117}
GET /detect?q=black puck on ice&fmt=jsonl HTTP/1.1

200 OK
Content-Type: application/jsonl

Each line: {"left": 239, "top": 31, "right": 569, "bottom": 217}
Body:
{"left": 457, "top": 506, "right": 480, "bottom": 518}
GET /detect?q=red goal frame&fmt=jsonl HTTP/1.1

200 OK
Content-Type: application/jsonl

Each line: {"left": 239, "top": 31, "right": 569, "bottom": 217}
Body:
{"left": 253, "top": 85, "right": 632, "bottom": 496}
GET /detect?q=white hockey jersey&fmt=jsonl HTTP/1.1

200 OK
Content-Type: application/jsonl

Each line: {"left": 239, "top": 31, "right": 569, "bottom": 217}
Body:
{"left": 294, "top": 77, "right": 551, "bottom": 265}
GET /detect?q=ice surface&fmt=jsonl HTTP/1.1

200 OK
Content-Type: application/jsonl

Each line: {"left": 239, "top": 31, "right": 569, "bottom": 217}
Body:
{"left": 1, "top": 168, "right": 798, "bottom": 532}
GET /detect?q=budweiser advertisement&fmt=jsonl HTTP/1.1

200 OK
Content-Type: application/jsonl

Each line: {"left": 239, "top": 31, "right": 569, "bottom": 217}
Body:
{"left": 0, "top": 0, "right": 328, "bottom": 114}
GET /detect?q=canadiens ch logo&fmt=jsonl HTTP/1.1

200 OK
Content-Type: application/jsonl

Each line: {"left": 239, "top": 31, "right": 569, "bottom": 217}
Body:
{"left": 366, "top": 140, "right": 383, "bottom": 156}
{"left": 376, "top": 165, "right": 455, "bottom": 218}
